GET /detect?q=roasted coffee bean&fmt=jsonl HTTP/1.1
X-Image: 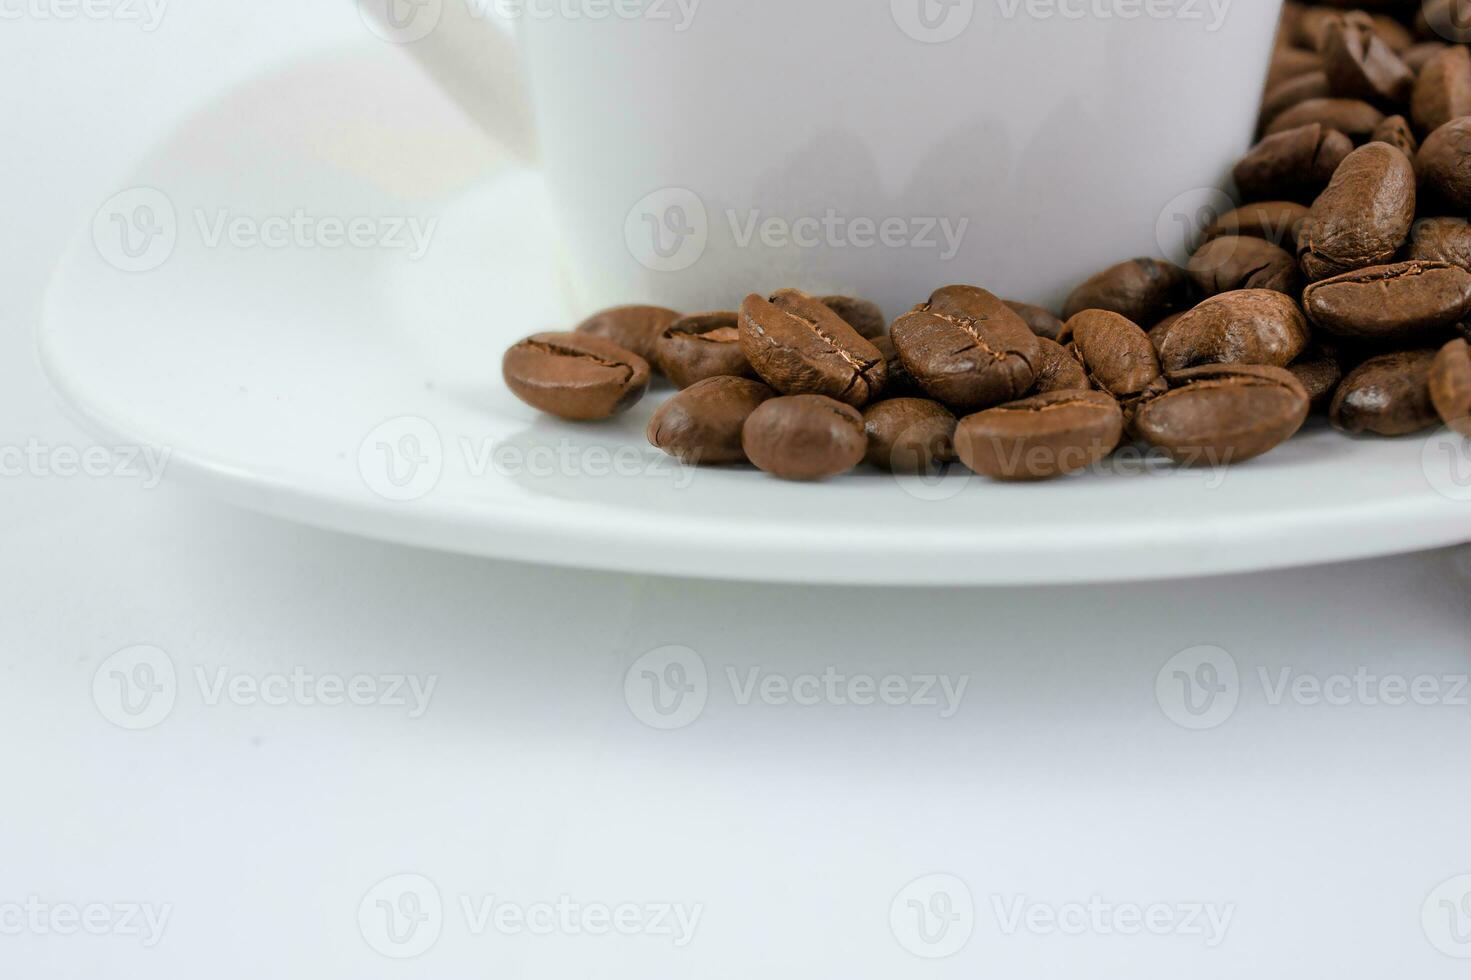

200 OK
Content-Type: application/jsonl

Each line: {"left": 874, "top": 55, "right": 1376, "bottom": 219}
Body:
{"left": 1262, "top": 71, "right": 1331, "bottom": 125}
{"left": 575, "top": 305, "right": 679, "bottom": 365}
{"left": 1030, "top": 337, "right": 1090, "bottom": 394}
{"left": 1297, "top": 141, "right": 1416, "bottom": 280}
{"left": 1369, "top": 114, "right": 1419, "bottom": 159}
{"left": 1135, "top": 365, "right": 1309, "bottom": 465}
{"left": 1186, "top": 236, "right": 1300, "bottom": 296}
{"left": 1291, "top": 6, "right": 1342, "bottom": 52}
{"left": 1064, "top": 309, "right": 1166, "bottom": 400}
{"left": 890, "top": 285, "right": 1039, "bottom": 412}
{"left": 1204, "top": 202, "right": 1310, "bottom": 248}
{"left": 1330, "top": 349, "right": 1440, "bottom": 436}
{"left": 741, "top": 394, "right": 867, "bottom": 481}
{"left": 1370, "top": 13, "right": 1414, "bottom": 54}
{"left": 1320, "top": 13, "right": 1414, "bottom": 107}
{"left": 1411, "top": 45, "right": 1471, "bottom": 134}
{"left": 739, "top": 288, "right": 886, "bottom": 406}
{"left": 862, "top": 398, "right": 957, "bottom": 473}
{"left": 1233, "top": 124, "right": 1353, "bottom": 203}
{"left": 871, "top": 334, "right": 921, "bottom": 398}
{"left": 655, "top": 312, "right": 755, "bottom": 389}
{"left": 1303, "top": 261, "right": 1471, "bottom": 340}
{"left": 1159, "top": 289, "right": 1311, "bottom": 372}
{"left": 955, "top": 390, "right": 1123, "bottom": 481}
{"left": 1148, "top": 312, "right": 1186, "bottom": 358}
{"left": 1406, "top": 217, "right": 1471, "bottom": 270}
{"left": 1405, "top": 41, "right": 1451, "bottom": 74}
{"left": 1419, "top": 1, "right": 1471, "bottom": 45}
{"left": 1004, "top": 300, "right": 1066, "bottom": 341}
{"left": 503, "top": 332, "right": 651, "bottom": 421}
{"left": 1430, "top": 337, "right": 1471, "bottom": 434}
{"left": 1267, "top": 47, "right": 1325, "bottom": 91}
{"left": 1265, "top": 97, "right": 1385, "bottom": 141}
{"left": 647, "top": 376, "right": 775, "bottom": 465}
{"left": 820, "top": 295, "right": 887, "bottom": 339}
{"left": 1290, "top": 349, "right": 1345, "bottom": 411}
{"left": 1061, "top": 258, "right": 1192, "bottom": 325}
{"left": 1417, "top": 117, "right": 1471, "bottom": 211}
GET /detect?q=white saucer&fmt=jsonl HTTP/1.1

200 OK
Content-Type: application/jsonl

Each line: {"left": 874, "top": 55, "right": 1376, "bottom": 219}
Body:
{"left": 38, "top": 46, "right": 1471, "bottom": 586}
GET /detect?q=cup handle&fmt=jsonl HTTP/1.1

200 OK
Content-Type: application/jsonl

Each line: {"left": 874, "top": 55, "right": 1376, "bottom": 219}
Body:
{"left": 371, "top": 3, "right": 538, "bottom": 164}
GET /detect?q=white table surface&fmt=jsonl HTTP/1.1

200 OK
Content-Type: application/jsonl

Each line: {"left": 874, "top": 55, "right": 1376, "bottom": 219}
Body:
{"left": 5, "top": 7, "right": 1471, "bottom": 978}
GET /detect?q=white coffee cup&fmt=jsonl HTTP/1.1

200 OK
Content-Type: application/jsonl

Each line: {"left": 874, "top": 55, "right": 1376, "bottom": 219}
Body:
{"left": 362, "top": 0, "right": 1281, "bottom": 316}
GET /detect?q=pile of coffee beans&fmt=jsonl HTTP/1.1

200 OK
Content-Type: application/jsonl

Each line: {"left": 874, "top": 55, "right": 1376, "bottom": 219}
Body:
{"left": 501, "top": 3, "right": 1471, "bottom": 482}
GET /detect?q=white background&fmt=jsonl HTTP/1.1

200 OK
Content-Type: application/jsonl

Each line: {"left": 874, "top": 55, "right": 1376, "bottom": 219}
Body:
{"left": 5, "top": 3, "right": 1471, "bottom": 977}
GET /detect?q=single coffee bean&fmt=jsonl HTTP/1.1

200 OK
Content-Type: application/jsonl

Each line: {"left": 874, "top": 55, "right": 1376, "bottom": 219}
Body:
{"left": 1159, "top": 289, "right": 1311, "bottom": 372}
{"left": 646, "top": 376, "right": 776, "bottom": 465}
{"left": 1061, "top": 258, "right": 1192, "bottom": 325}
{"left": 1430, "top": 337, "right": 1471, "bottom": 435}
{"left": 1411, "top": 45, "right": 1471, "bottom": 135}
{"left": 741, "top": 394, "right": 867, "bottom": 481}
{"left": 1262, "top": 71, "right": 1331, "bottom": 126}
{"left": 1320, "top": 13, "right": 1414, "bottom": 107}
{"left": 1303, "top": 261, "right": 1471, "bottom": 340}
{"left": 1297, "top": 141, "right": 1416, "bottom": 280}
{"left": 1186, "top": 236, "right": 1300, "bottom": 296}
{"left": 1063, "top": 309, "right": 1166, "bottom": 401}
{"left": 862, "top": 398, "right": 957, "bottom": 473}
{"left": 1370, "top": 13, "right": 1414, "bottom": 54}
{"left": 1233, "top": 124, "right": 1353, "bottom": 203}
{"left": 739, "top": 288, "right": 886, "bottom": 407}
{"left": 1135, "top": 365, "right": 1310, "bottom": 465}
{"left": 955, "top": 390, "right": 1123, "bottom": 481}
{"left": 1004, "top": 300, "right": 1066, "bottom": 341}
{"left": 1419, "top": 1, "right": 1471, "bottom": 45}
{"left": 503, "top": 332, "right": 651, "bottom": 421}
{"left": 1330, "top": 349, "right": 1440, "bottom": 436}
{"left": 1405, "top": 217, "right": 1471, "bottom": 271}
{"left": 1417, "top": 117, "right": 1471, "bottom": 211}
{"left": 1265, "top": 97, "right": 1385, "bottom": 141}
{"left": 871, "top": 334, "right": 921, "bottom": 398}
{"left": 890, "top": 285, "right": 1039, "bottom": 412}
{"left": 654, "top": 312, "right": 755, "bottom": 390}
{"left": 819, "top": 295, "right": 887, "bottom": 339}
{"left": 1148, "top": 312, "right": 1186, "bottom": 358}
{"left": 1290, "top": 349, "right": 1344, "bottom": 411}
{"left": 1369, "top": 114, "right": 1419, "bottom": 160}
{"left": 1204, "top": 202, "right": 1310, "bottom": 248}
{"left": 1030, "top": 337, "right": 1090, "bottom": 394}
{"left": 1291, "top": 7, "right": 1342, "bottom": 52}
{"left": 574, "top": 305, "right": 679, "bottom": 365}
{"left": 1405, "top": 41, "right": 1451, "bottom": 74}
